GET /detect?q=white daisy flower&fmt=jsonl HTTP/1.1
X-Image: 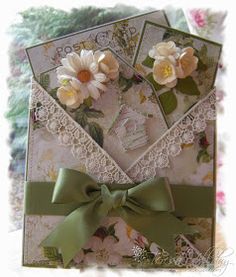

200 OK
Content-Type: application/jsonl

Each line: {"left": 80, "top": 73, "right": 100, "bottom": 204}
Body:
{"left": 57, "top": 50, "right": 108, "bottom": 100}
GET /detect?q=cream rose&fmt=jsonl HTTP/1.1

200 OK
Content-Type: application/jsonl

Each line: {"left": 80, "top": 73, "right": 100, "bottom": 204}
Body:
{"left": 153, "top": 59, "right": 177, "bottom": 88}
{"left": 96, "top": 50, "right": 120, "bottom": 80}
{"left": 149, "top": 41, "right": 180, "bottom": 62}
{"left": 176, "top": 47, "right": 198, "bottom": 79}
{"left": 57, "top": 83, "right": 85, "bottom": 109}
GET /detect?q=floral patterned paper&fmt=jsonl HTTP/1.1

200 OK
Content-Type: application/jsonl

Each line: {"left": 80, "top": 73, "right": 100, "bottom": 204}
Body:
{"left": 23, "top": 10, "right": 221, "bottom": 269}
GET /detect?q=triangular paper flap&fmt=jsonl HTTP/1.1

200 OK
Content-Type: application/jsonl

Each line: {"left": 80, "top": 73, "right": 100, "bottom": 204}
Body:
{"left": 126, "top": 88, "right": 216, "bottom": 181}
{"left": 30, "top": 79, "right": 133, "bottom": 184}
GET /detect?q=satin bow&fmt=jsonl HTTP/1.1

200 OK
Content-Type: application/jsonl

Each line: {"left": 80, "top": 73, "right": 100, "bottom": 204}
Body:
{"left": 35, "top": 168, "right": 197, "bottom": 267}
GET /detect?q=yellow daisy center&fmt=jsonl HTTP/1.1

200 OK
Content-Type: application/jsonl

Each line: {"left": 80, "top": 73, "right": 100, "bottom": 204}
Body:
{"left": 77, "top": 70, "right": 91, "bottom": 83}
{"left": 162, "top": 65, "right": 173, "bottom": 78}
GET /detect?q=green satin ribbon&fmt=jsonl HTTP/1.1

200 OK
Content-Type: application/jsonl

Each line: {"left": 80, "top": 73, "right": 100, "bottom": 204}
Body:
{"left": 24, "top": 168, "right": 215, "bottom": 267}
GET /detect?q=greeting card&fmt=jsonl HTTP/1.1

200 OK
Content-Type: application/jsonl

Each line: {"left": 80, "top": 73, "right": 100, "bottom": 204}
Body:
{"left": 23, "top": 10, "right": 222, "bottom": 269}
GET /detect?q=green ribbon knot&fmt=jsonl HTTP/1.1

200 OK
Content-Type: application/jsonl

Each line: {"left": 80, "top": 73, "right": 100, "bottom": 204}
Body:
{"left": 101, "top": 184, "right": 127, "bottom": 210}
{"left": 24, "top": 168, "right": 215, "bottom": 267}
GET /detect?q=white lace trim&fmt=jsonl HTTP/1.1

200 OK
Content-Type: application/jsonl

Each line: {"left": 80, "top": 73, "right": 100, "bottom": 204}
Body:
{"left": 132, "top": 234, "right": 209, "bottom": 268}
{"left": 30, "top": 80, "right": 132, "bottom": 184}
{"left": 126, "top": 89, "right": 216, "bottom": 182}
{"left": 31, "top": 80, "right": 216, "bottom": 184}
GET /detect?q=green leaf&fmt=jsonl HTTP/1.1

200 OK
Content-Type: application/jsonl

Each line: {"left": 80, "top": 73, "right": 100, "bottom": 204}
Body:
{"left": 75, "top": 111, "right": 88, "bottom": 127}
{"left": 122, "top": 79, "right": 133, "bottom": 92}
{"left": 84, "top": 96, "right": 93, "bottom": 107}
{"left": 176, "top": 76, "right": 200, "bottom": 95}
{"left": 163, "top": 31, "right": 172, "bottom": 40}
{"left": 118, "top": 74, "right": 133, "bottom": 92}
{"left": 84, "top": 108, "right": 104, "bottom": 118}
{"left": 39, "top": 73, "right": 50, "bottom": 90}
{"left": 159, "top": 91, "right": 178, "bottom": 115}
{"left": 88, "top": 122, "right": 104, "bottom": 147}
{"left": 43, "top": 247, "right": 61, "bottom": 262}
{"left": 141, "top": 55, "right": 155, "bottom": 68}
{"left": 119, "top": 74, "right": 128, "bottom": 87}
{"left": 197, "top": 58, "right": 208, "bottom": 71}
{"left": 145, "top": 72, "right": 163, "bottom": 91}
{"left": 197, "top": 149, "right": 211, "bottom": 163}
{"left": 49, "top": 87, "right": 59, "bottom": 99}
{"left": 198, "top": 44, "right": 208, "bottom": 58}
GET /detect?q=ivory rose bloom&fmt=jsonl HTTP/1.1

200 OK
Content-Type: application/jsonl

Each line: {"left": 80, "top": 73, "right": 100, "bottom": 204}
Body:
{"left": 149, "top": 41, "right": 180, "bottom": 62}
{"left": 153, "top": 59, "right": 177, "bottom": 88}
{"left": 96, "top": 50, "right": 120, "bottom": 80}
{"left": 176, "top": 47, "right": 199, "bottom": 79}
{"left": 57, "top": 83, "right": 85, "bottom": 109}
{"left": 148, "top": 41, "right": 198, "bottom": 88}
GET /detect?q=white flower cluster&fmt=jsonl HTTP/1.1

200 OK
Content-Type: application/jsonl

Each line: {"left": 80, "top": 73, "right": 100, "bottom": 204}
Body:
{"left": 149, "top": 41, "right": 198, "bottom": 88}
{"left": 56, "top": 49, "right": 119, "bottom": 108}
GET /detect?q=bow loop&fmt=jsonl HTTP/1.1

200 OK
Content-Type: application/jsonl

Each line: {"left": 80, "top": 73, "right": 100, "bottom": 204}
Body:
{"left": 52, "top": 168, "right": 100, "bottom": 204}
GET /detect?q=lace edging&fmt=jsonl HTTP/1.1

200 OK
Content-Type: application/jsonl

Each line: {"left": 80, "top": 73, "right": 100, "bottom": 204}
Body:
{"left": 126, "top": 89, "right": 216, "bottom": 182}
{"left": 30, "top": 79, "right": 133, "bottom": 184}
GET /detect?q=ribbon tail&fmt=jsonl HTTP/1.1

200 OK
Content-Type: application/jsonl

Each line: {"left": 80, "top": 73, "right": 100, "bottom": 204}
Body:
{"left": 41, "top": 202, "right": 103, "bottom": 267}
{"left": 121, "top": 211, "right": 197, "bottom": 257}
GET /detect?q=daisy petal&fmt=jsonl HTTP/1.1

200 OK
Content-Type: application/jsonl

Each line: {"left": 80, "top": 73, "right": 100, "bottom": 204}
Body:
{"left": 61, "top": 58, "right": 76, "bottom": 72}
{"left": 89, "top": 62, "right": 98, "bottom": 74}
{"left": 87, "top": 83, "right": 100, "bottom": 100}
{"left": 67, "top": 52, "right": 82, "bottom": 72}
{"left": 57, "top": 74, "right": 74, "bottom": 82}
{"left": 80, "top": 84, "right": 90, "bottom": 98}
{"left": 57, "top": 66, "right": 77, "bottom": 78}
{"left": 91, "top": 80, "right": 107, "bottom": 91}
{"left": 70, "top": 78, "right": 81, "bottom": 90}
{"left": 80, "top": 49, "right": 92, "bottom": 57}
{"left": 84, "top": 52, "right": 94, "bottom": 68}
